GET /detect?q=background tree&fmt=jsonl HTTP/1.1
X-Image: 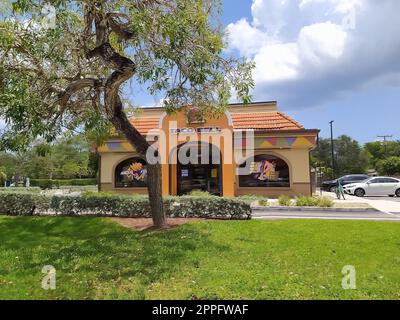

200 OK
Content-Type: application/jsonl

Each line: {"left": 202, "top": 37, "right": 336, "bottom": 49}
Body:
{"left": 376, "top": 157, "right": 400, "bottom": 176}
{"left": 0, "top": 0, "right": 254, "bottom": 228}
{"left": 335, "top": 135, "right": 369, "bottom": 176}
{"left": 310, "top": 139, "right": 335, "bottom": 179}
{"left": 0, "top": 134, "right": 96, "bottom": 180}
{"left": 0, "top": 152, "right": 18, "bottom": 179}
{"left": 364, "top": 141, "right": 400, "bottom": 171}
{"left": 22, "top": 135, "right": 93, "bottom": 179}
{"left": 311, "top": 135, "right": 369, "bottom": 178}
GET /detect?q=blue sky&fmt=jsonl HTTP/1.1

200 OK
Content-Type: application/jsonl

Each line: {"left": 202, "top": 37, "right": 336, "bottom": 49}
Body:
{"left": 1, "top": 0, "right": 398, "bottom": 144}
{"left": 221, "top": 0, "right": 400, "bottom": 143}
{"left": 138, "top": 0, "right": 399, "bottom": 143}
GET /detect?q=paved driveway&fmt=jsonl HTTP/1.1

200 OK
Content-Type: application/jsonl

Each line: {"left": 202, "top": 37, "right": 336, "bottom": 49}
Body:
{"left": 364, "top": 196, "right": 400, "bottom": 203}
{"left": 321, "top": 191, "right": 400, "bottom": 214}
{"left": 253, "top": 210, "right": 400, "bottom": 221}
{"left": 322, "top": 190, "right": 400, "bottom": 202}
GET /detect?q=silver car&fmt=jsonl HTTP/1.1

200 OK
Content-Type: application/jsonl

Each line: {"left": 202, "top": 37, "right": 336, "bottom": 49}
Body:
{"left": 343, "top": 177, "right": 400, "bottom": 197}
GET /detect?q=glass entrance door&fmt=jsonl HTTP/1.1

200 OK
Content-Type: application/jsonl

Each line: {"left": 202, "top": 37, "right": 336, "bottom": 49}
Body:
{"left": 178, "top": 164, "right": 207, "bottom": 194}
{"left": 175, "top": 142, "right": 222, "bottom": 196}
{"left": 177, "top": 163, "right": 222, "bottom": 196}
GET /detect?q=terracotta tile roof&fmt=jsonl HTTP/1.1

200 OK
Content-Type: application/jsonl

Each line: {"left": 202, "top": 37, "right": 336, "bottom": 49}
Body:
{"left": 231, "top": 112, "right": 304, "bottom": 131}
{"left": 129, "top": 116, "right": 160, "bottom": 134}
{"left": 128, "top": 111, "right": 304, "bottom": 134}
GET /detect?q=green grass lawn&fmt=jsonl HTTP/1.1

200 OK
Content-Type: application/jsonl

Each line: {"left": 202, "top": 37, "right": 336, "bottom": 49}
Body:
{"left": 1, "top": 216, "right": 400, "bottom": 300}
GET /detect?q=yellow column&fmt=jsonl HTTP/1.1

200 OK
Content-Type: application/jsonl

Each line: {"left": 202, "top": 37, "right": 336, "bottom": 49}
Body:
{"left": 222, "top": 163, "right": 235, "bottom": 197}
{"left": 221, "top": 135, "right": 235, "bottom": 197}
{"left": 161, "top": 163, "right": 169, "bottom": 196}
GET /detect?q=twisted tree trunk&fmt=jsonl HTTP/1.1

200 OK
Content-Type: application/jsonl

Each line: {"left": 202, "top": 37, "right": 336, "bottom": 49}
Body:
{"left": 108, "top": 104, "right": 167, "bottom": 229}
{"left": 85, "top": 10, "right": 167, "bottom": 229}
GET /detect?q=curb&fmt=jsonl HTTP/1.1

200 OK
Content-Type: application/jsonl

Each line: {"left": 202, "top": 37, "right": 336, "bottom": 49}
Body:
{"left": 252, "top": 206, "right": 379, "bottom": 213}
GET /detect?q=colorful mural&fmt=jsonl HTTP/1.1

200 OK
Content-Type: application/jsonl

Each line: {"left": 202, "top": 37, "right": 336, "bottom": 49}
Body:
{"left": 239, "top": 154, "right": 290, "bottom": 188}
{"left": 115, "top": 158, "right": 148, "bottom": 188}
{"left": 234, "top": 135, "right": 317, "bottom": 149}
{"left": 101, "top": 135, "right": 317, "bottom": 153}
{"left": 98, "top": 141, "right": 135, "bottom": 153}
{"left": 255, "top": 160, "right": 276, "bottom": 181}
{"left": 121, "top": 162, "right": 146, "bottom": 182}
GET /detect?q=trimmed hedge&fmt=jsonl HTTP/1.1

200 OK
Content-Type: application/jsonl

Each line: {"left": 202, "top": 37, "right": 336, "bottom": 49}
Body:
{"left": 50, "top": 193, "right": 151, "bottom": 217}
{"left": 30, "top": 178, "right": 97, "bottom": 189}
{"left": 0, "top": 192, "right": 251, "bottom": 220}
{"left": 0, "top": 192, "right": 51, "bottom": 216}
{"left": 165, "top": 196, "right": 251, "bottom": 219}
{"left": 58, "top": 185, "right": 98, "bottom": 192}
{"left": 0, "top": 187, "right": 42, "bottom": 193}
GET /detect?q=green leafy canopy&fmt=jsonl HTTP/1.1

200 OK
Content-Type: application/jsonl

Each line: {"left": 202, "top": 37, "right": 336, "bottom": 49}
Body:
{"left": 0, "top": 0, "right": 254, "bottom": 150}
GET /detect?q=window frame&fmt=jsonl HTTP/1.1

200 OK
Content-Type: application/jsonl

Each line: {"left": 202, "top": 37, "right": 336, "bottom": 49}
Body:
{"left": 381, "top": 178, "right": 399, "bottom": 184}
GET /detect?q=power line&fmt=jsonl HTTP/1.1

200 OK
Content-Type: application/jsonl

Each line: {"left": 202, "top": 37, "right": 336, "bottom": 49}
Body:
{"left": 377, "top": 135, "right": 393, "bottom": 156}
{"left": 377, "top": 135, "right": 393, "bottom": 142}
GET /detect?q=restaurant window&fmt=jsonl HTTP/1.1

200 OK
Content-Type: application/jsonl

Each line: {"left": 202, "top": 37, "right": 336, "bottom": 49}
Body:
{"left": 115, "top": 158, "right": 147, "bottom": 188}
{"left": 239, "top": 154, "right": 290, "bottom": 188}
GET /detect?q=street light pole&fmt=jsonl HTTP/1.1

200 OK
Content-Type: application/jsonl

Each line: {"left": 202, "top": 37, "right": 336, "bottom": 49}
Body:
{"left": 329, "top": 121, "right": 335, "bottom": 178}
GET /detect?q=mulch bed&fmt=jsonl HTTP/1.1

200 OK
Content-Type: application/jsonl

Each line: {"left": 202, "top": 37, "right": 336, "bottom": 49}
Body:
{"left": 111, "top": 217, "right": 203, "bottom": 231}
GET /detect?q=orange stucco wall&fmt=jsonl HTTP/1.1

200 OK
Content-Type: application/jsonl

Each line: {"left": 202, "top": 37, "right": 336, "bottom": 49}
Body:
{"left": 98, "top": 106, "right": 318, "bottom": 197}
{"left": 159, "top": 110, "right": 235, "bottom": 197}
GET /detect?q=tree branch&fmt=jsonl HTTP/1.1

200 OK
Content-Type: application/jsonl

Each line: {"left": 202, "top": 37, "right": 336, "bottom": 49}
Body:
{"left": 107, "top": 13, "right": 135, "bottom": 40}
{"left": 59, "top": 78, "right": 103, "bottom": 107}
{"left": 84, "top": 5, "right": 149, "bottom": 154}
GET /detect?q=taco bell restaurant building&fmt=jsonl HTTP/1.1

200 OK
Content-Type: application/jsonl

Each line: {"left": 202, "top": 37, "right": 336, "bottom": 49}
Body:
{"left": 98, "top": 101, "right": 319, "bottom": 197}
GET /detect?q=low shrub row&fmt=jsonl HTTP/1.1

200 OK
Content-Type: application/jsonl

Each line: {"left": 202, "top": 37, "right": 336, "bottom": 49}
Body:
{"left": 237, "top": 195, "right": 269, "bottom": 205}
{"left": 0, "top": 187, "right": 42, "bottom": 193}
{"left": 277, "top": 195, "right": 334, "bottom": 208}
{"left": 165, "top": 196, "right": 251, "bottom": 219}
{"left": 30, "top": 178, "right": 98, "bottom": 189}
{"left": 58, "top": 185, "right": 98, "bottom": 192}
{"left": 0, "top": 192, "right": 51, "bottom": 216}
{"left": 0, "top": 192, "right": 251, "bottom": 220}
{"left": 278, "top": 195, "right": 292, "bottom": 207}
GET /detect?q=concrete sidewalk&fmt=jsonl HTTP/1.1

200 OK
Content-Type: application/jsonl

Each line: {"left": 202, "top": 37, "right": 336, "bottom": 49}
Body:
{"left": 321, "top": 191, "right": 400, "bottom": 214}
{"left": 253, "top": 210, "right": 400, "bottom": 221}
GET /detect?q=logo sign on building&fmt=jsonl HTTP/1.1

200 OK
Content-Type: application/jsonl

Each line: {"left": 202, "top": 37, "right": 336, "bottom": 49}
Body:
{"left": 170, "top": 127, "right": 222, "bottom": 135}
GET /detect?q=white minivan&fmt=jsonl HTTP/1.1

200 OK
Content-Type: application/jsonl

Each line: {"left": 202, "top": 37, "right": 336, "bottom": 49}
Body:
{"left": 343, "top": 177, "right": 400, "bottom": 197}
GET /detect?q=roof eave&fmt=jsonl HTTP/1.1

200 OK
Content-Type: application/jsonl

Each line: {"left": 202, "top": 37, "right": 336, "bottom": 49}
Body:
{"left": 235, "top": 129, "right": 320, "bottom": 135}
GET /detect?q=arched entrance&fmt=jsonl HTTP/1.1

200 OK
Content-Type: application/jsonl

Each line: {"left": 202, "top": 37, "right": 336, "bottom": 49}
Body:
{"left": 172, "top": 142, "right": 222, "bottom": 196}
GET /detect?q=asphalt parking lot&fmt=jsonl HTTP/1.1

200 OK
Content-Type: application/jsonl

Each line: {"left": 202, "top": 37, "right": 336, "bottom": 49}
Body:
{"left": 320, "top": 190, "right": 400, "bottom": 213}
{"left": 365, "top": 196, "right": 400, "bottom": 203}
{"left": 322, "top": 190, "right": 400, "bottom": 203}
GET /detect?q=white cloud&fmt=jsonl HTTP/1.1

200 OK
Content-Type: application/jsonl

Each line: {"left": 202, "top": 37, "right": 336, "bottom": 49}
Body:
{"left": 298, "top": 22, "right": 347, "bottom": 65}
{"left": 299, "top": 0, "right": 362, "bottom": 14}
{"left": 225, "top": 0, "right": 400, "bottom": 108}
{"left": 226, "top": 19, "right": 268, "bottom": 56}
{"left": 253, "top": 42, "right": 299, "bottom": 82}
{"left": 251, "top": 0, "right": 292, "bottom": 36}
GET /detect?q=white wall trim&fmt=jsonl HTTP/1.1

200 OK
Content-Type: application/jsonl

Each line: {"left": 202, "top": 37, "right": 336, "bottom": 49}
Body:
{"left": 225, "top": 110, "right": 233, "bottom": 126}
{"left": 159, "top": 112, "right": 167, "bottom": 128}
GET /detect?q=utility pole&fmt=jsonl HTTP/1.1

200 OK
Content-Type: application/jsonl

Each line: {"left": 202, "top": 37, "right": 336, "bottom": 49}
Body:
{"left": 377, "top": 135, "right": 393, "bottom": 156}
{"left": 329, "top": 121, "right": 335, "bottom": 178}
